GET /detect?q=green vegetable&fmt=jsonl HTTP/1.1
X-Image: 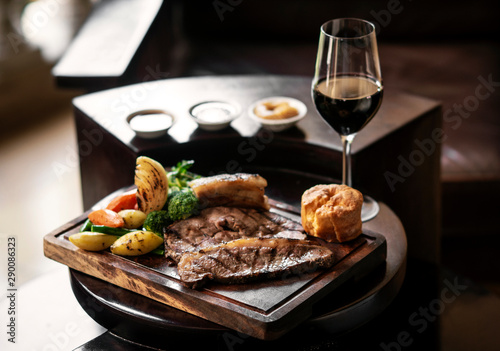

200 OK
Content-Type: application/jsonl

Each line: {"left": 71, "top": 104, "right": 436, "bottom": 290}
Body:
{"left": 143, "top": 210, "right": 171, "bottom": 235}
{"left": 151, "top": 247, "right": 165, "bottom": 256}
{"left": 167, "top": 189, "right": 199, "bottom": 221}
{"left": 80, "top": 218, "right": 92, "bottom": 232}
{"left": 167, "top": 160, "right": 200, "bottom": 192}
{"left": 165, "top": 188, "right": 182, "bottom": 207}
{"left": 144, "top": 160, "right": 201, "bottom": 227}
{"left": 90, "top": 225, "right": 136, "bottom": 236}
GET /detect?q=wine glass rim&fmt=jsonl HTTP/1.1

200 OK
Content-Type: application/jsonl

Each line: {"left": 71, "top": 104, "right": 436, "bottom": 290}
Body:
{"left": 320, "top": 18, "right": 376, "bottom": 39}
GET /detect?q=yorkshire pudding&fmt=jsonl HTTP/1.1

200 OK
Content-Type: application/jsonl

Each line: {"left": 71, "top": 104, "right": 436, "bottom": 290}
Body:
{"left": 301, "top": 184, "right": 363, "bottom": 242}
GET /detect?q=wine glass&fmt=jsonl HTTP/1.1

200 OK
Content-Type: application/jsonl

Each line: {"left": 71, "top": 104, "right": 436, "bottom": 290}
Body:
{"left": 312, "top": 18, "right": 383, "bottom": 222}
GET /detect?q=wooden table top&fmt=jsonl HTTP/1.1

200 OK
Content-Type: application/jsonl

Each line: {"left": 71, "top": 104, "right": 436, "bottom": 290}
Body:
{"left": 73, "top": 74, "right": 440, "bottom": 154}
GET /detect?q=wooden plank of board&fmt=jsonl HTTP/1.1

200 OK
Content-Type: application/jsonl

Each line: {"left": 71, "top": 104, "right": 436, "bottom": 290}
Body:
{"left": 43, "top": 205, "right": 386, "bottom": 340}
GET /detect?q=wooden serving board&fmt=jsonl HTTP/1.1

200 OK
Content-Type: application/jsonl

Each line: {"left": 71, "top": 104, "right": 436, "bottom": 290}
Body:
{"left": 43, "top": 202, "right": 386, "bottom": 340}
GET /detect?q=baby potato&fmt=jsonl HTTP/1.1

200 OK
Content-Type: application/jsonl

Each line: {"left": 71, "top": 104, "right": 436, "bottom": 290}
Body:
{"left": 69, "top": 232, "right": 118, "bottom": 251}
{"left": 110, "top": 230, "right": 163, "bottom": 256}
{"left": 118, "top": 209, "right": 147, "bottom": 229}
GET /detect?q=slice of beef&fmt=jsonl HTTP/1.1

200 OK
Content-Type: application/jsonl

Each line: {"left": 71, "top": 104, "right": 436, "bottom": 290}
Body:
{"left": 164, "top": 206, "right": 305, "bottom": 263}
{"left": 177, "top": 237, "right": 335, "bottom": 289}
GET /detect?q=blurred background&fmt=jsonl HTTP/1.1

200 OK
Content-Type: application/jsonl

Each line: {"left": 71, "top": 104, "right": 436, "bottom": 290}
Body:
{"left": 0, "top": 0, "right": 499, "bottom": 306}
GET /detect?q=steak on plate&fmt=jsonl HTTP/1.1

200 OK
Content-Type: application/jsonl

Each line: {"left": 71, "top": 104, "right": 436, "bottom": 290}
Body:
{"left": 177, "top": 237, "right": 335, "bottom": 289}
{"left": 164, "top": 206, "right": 335, "bottom": 288}
{"left": 164, "top": 206, "right": 305, "bottom": 263}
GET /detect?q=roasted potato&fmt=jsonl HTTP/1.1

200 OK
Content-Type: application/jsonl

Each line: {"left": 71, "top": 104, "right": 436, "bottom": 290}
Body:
{"left": 69, "top": 232, "right": 118, "bottom": 251}
{"left": 110, "top": 230, "right": 163, "bottom": 256}
{"left": 118, "top": 209, "right": 147, "bottom": 229}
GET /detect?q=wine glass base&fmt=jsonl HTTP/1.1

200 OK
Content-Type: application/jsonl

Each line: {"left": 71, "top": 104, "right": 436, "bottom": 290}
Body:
{"left": 361, "top": 195, "right": 380, "bottom": 222}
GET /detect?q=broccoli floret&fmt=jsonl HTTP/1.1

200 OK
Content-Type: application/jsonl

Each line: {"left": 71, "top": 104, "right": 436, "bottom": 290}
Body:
{"left": 162, "top": 187, "right": 186, "bottom": 210}
{"left": 143, "top": 210, "right": 171, "bottom": 235}
{"left": 168, "top": 190, "right": 199, "bottom": 221}
{"left": 167, "top": 187, "right": 182, "bottom": 203}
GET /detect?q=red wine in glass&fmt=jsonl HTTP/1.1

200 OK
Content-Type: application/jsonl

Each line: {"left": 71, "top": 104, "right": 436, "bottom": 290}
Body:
{"left": 312, "top": 18, "right": 383, "bottom": 222}
{"left": 313, "top": 75, "right": 383, "bottom": 136}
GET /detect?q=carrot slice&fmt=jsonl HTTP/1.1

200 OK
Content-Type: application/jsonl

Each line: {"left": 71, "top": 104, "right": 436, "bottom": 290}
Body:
{"left": 105, "top": 189, "right": 137, "bottom": 212}
{"left": 88, "top": 209, "right": 125, "bottom": 228}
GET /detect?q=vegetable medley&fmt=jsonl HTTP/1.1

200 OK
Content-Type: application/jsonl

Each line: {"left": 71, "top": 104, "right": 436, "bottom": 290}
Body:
{"left": 69, "top": 158, "right": 200, "bottom": 256}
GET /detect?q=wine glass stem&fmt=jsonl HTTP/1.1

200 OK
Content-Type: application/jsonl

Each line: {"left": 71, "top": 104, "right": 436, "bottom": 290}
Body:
{"left": 341, "top": 134, "right": 355, "bottom": 187}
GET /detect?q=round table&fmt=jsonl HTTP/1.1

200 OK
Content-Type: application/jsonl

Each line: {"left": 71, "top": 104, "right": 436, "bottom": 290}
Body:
{"left": 69, "top": 172, "right": 407, "bottom": 350}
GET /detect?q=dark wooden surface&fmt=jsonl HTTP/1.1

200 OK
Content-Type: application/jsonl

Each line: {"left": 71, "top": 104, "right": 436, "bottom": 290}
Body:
{"left": 73, "top": 74, "right": 441, "bottom": 263}
{"left": 66, "top": 199, "right": 405, "bottom": 349}
{"left": 52, "top": 0, "right": 171, "bottom": 91}
{"left": 10, "top": 255, "right": 500, "bottom": 350}
{"left": 43, "top": 197, "right": 387, "bottom": 340}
